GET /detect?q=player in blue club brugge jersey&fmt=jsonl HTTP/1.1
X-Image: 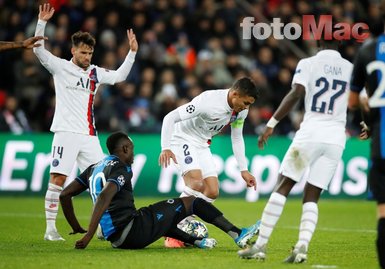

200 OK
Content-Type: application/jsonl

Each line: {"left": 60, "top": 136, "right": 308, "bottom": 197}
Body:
{"left": 60, "top": 132, "right": 260, "bottom": 250}
{"left": 349, "top": 2, "right": 385, "bottom": 266}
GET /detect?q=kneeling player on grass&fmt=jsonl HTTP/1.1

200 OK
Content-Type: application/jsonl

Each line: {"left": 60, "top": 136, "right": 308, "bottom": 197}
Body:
{"left": 60, "top": 132, "right": 259, "bottom": 249}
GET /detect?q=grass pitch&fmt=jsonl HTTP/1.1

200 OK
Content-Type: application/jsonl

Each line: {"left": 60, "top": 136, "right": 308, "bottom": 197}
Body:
{"left": 0, "top": 196, "right": 378, "bottom": 269}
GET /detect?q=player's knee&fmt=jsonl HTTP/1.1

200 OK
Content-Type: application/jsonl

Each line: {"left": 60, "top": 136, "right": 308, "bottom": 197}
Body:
{"left": 188, "top": 178, "right": 205, "bottom": 193}
{"left": 204, "top": 189, "right": 219, "bottom": 200}
{"left": 50, "top": 173, "right": 67, "bottom": 187}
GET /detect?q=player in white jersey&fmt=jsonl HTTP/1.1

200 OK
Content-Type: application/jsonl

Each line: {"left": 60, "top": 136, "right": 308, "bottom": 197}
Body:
{"left": 33, "top": 3, "right": 138, "bottom": 241}
{"left": 159, "top": 77, "right": 260, "bottom": 247}
{"left": 238, "top": 41, "right": 353, "bottom": 262}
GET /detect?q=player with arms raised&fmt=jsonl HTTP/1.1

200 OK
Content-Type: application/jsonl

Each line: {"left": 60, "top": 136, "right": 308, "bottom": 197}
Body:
{"left": 33, "top": 3, "right": 138, "bottom": 241}
{"left": 238, "top": 40, "right": 353, "bottom": 262}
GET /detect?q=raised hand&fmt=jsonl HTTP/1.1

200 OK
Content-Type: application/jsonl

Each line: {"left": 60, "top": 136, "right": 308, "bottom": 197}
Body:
{"left": 38, "top": 3, "right": 55, "bottom": 22}
{"left": 127, "top": 29, "right": 138, "bottom": 52}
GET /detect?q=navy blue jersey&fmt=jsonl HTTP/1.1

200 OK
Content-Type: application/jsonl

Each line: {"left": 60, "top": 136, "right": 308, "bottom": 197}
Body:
{"left": 76, "top": 155, "right": 137, "bottom": 239}
{"left": 351, "top": 34, "right": 385, "bottom": 159}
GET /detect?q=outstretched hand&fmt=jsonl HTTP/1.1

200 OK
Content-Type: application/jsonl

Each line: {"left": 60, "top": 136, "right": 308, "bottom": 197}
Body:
{"left": 127, "top": 29, "right": 138, "bottom": 52}
{"left": 159, "top": 149, "right": 177, "bottom": 168}
{"left": 75, "top": 233, "right": 93, "bottom": 249}
{"left": 38, "top": 3, "right": 55, "bottom": 22}
{"left": 22, "top": 36, "right": 47, "bottom": 49}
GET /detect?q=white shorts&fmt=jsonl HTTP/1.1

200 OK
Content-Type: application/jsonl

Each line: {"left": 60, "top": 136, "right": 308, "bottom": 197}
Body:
{"left": 50, "top": 132, "right": 104, "bottom": 176}
{"left": 279, "top": 142, "right": 344, "bottom": 190}
{"left": 170, "top": 139, "right": 217, "bottom": 179}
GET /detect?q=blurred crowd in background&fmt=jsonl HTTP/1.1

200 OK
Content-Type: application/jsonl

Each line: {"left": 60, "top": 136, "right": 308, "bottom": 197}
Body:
{"left": 0, "top": 0, "right": 381, "bottom": 136}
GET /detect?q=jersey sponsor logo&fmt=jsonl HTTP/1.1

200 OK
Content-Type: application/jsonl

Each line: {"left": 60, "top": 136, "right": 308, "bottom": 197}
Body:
{"left": 52, "top": 159, "right": 59, "bottom": 167}
{"left": 175, "top": 204, "right": 182, "bottom": 212}
{"left": 186, "top": 105, "right": 195, "bottom": 113}
{"left": 156, "top": 213, "right": 164, "bottom": 220}
{"left": 117, "top": 175, "right": 125, "bottom": 186}
{"left": 185, "top": 156, "right": 193, "bottom": 164}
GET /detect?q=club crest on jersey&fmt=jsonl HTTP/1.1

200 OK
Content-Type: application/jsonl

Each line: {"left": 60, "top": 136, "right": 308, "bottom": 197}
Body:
{"left": 52, "top": 159, "right": 59, "bottom": 167}
{"left": 186, "top": 105, "right": 195, "bottom": 113}
{"left": 229, "top": 112, "right": 239, "bottom": 123}
{"left": 117, "top": 175, "right": 125, "bottom": 186}
{"left": 185, "top": 156, "right": 193, "bottom": 164}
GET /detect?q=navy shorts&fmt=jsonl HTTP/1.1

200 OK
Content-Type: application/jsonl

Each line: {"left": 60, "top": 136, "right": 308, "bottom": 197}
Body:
{"left": 117, "top": 198, "right": 186, "bottom": 249}
{"left": 369, "top": 158, "right": 385, "bottom": 204}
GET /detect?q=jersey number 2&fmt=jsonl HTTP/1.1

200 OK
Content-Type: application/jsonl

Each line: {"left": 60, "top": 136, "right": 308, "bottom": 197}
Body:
{"left": 311, "top": 77, "right": 347, "bottom": 114}
{"left": 366, "top": 61, "right": 385, "bottom": 107}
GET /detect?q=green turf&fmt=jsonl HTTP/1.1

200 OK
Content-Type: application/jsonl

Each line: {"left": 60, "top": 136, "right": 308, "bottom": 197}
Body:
{"left": 0, "top": 197, "right": 378, "bottom": 269}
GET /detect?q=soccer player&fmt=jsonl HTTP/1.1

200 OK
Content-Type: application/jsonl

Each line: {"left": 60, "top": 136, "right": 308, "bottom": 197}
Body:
{"left": 60, "top": 132, "right": 260, "bottom": 250}
{"left": 238, "top": 40, "right": 353, "bottom": 262}
{"left": 33, "top": 3, "right": 138, "bottom": 241}
{"left": 0, "top": 36, "right": 46, "bottom": 52}
{"left": 349, "top": 8, "right": 385, "bottom": 267}
{"left": 158, "top": 77, "right": 259, "bottom": 247}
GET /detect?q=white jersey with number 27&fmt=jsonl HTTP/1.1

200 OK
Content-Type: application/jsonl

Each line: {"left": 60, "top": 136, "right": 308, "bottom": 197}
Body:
{"left": 292, "top": 50, "right": 353, "bottom": 148}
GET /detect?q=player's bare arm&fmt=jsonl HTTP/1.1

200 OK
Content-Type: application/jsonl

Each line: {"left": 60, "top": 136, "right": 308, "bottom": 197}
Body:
{"left": 258, "top": 84, "right": 305, "bottom": 149}
{"left": 38, "top": 3, "right": 55, "bottom": 21}
{"left": 127, "top": 29, "right": 138, "bottom": 52}
{"left": 241, "top": 171, "right": 257, "bottom": 190}
{"left": 59, "top": 181, "right": 87, "bottom": 235}
{"left": 159, "top": 149, "right": 178, "bottom": 168}
{"left": 75, "top": 182, "right": 117, "bottom": 249}
{"left": 22, "top": 36, "right": 47, "bottom": 48}
{"left": 0, "top": 36, "right": 46, "bottom": 52}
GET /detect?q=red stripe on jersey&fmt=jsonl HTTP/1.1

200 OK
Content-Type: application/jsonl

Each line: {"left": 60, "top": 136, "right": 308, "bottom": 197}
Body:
{"left": 87, "top": 68, "right": 98, "bottom": 136}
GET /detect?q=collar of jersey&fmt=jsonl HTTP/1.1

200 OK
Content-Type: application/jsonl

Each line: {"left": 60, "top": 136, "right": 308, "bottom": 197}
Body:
{"left": 316, "top": 49, "right": 341, "bottom": 58}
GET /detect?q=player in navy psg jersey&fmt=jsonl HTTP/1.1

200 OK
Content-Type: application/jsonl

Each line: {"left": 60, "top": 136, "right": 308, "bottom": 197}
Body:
{"left": 60, "top": 132, "right": 260, "bottom": 250}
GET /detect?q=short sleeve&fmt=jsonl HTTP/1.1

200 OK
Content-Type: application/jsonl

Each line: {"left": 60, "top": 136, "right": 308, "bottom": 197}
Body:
{"left": 75, "top": 166, "right": 92, "bottom": 187}
{"left": 292, "top": 59, "right": 310, "bottom": 89}
{"left": 106, "top": 165, "right": 133, "bottom": 192}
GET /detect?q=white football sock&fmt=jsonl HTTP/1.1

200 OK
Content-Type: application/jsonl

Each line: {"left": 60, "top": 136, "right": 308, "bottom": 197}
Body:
{"left": 177, "top": 186, "right": 215, "bottom": 228}
{"left": 45, "top": 183, "right": 63, "bottom": 233}
{"left": 295, "top": 202, "right": 318, "bottom": 251}
{"left": 255, "top": 192, "right": 287, "bottom": 248}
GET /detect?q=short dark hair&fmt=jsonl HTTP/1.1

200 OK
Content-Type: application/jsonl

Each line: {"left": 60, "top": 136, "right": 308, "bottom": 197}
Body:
{"left": 106, "top": 132, "right": 129, "bottom": 154}
{"left": 232, "top": 77, "right": 260, "bottom": 100}
{"left": 71, "top": 31, "right": 96, "bottom": 48}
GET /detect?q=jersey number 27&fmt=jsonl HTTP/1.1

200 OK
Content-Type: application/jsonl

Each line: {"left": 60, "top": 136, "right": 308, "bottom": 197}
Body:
{"left": 311, "top": 77, "right": 347, "bottom": 114}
